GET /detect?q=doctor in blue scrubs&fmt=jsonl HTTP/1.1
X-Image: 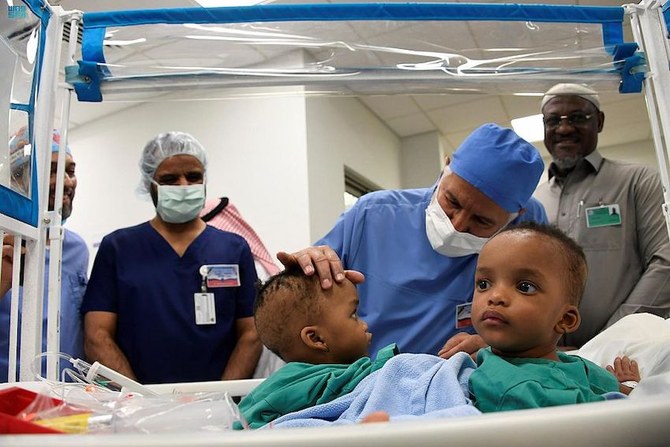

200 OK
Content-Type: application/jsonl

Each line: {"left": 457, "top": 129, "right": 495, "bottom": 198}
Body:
{"left": 1, "top": 128, "right": 89, "bottom": 381}
{"left": 279, "top": 123, "right": 547, "bottom": 359}
{"left": 81, "top": 132, "right": 262, "bottom": 384}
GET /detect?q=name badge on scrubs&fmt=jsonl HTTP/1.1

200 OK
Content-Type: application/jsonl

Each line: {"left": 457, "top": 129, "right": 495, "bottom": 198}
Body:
{"left": 455, "top": 302, "right": 473, "bottom": 329}
{"left": 585, "top": 204, "right": 621, "bottom": 228}
{"left": 194, "top": 292, "right": 216, "bottom": 325}
{"left": 199, "top": 264, "right": 241, "bottom": 288}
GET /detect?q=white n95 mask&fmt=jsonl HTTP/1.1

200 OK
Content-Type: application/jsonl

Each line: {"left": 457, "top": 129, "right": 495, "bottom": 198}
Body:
{"left": 425, "top": 190, "right": 518, "bottom": 258}
{"left": 155, "top": 183, "right": 206, "bottom": 224}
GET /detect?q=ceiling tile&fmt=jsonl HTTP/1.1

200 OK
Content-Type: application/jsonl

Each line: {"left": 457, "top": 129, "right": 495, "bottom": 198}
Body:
{"left": 599, "top": 121, "right": 652, "bottom": 148}
{"left": 500, "top": 94, "right": 545, "bottom": 119}
{"left": 386, "top": 113, "right": 435, "bottom": 138}
{"left": 428, "top": 96, "right": 508, "bottom": 134}
{"left": 57, "top": 0, "right": 655, "bottom": 163}
{"left": 360, "top": 96, "right": 421, "bottom": 120}
{"left": 413, "top": 93, "right": 487, "bottom": 111}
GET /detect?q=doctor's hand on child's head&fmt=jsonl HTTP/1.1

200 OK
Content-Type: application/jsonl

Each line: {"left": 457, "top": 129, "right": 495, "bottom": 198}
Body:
{"left": 277, "top": 247, "right": 364, "bottom": 289}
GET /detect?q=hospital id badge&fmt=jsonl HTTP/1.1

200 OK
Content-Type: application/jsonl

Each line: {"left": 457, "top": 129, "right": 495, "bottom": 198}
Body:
{"left": 194, "top": 293, "right": 216, "bottom": 325}
{"left": 455, "top": 302, "right": 473, "bottom": 329}
{"left": 585, "top": 204, "right": 621, "bottom": 228}
{"left": 200, "top": 264, "right": 241, "bottom": 288}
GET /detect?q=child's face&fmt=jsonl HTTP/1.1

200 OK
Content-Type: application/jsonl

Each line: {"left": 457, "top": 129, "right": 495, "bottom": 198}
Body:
{"left": 319, "top": 279, "right": 372, "bottom": 363}
{"left": 471, "top": 231, "right": 576, "bottom": 359}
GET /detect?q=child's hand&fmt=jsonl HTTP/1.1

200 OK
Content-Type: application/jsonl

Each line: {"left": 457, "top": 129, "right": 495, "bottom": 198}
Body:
{"left": 438, "top": 333, "right": 486, "bottom": 360}
{"left": 361, "top": 411, "right": 390, "bottom": 423}
{"left": 606, "top": 356, "right": 640, "bottom": 382}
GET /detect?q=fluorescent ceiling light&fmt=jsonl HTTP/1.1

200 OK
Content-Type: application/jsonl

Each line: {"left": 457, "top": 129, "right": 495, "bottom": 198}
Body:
{"left": 511, "top": 113, "right": 544, "bottom": 143}
{"left": 195, "top": 0, "right": 269, "bottom": 6}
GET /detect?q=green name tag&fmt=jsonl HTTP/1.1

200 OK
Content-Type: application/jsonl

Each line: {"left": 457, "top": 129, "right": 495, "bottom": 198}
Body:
{"left": 585, "top": 204, "right": 621, "bottom": 228}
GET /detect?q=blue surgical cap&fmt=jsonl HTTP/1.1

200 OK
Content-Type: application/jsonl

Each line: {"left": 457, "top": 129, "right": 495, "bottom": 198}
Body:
{"left": 450, "top": 123, "right": 544, "bottom": 212}
{"left": 10, "top": 127, "right": 72, "bottom": 171}
{"left": 51, "top": 129, "right": 73, "bottom": 155}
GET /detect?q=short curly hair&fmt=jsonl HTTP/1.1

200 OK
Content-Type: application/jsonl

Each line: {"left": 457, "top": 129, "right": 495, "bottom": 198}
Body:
{"left": 254, "top": 267, "right": 322, "bottom": 361}
{"left": 496, "top": 221, "right": 588, "bottom": 306}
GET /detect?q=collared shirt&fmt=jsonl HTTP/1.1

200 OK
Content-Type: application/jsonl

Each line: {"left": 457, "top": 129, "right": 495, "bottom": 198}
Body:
{"left": 317, "top": 187, "right": 548, "bottom": 357}
{"left": 535, "top": 150, "right": 670, "bottom": 347}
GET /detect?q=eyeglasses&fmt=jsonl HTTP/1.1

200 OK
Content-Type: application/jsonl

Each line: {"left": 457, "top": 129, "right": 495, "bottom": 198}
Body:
{"left": 543, "top": 113, "right": 593, "bottom": 129}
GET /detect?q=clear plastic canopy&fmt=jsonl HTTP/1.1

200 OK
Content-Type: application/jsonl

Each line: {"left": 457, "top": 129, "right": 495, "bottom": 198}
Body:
{"left": 71, "top": 3, "right": 643, "bottom": 102}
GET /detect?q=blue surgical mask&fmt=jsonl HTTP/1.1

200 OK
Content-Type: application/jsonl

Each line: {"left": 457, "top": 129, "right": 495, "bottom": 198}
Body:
{"left": 154, "top": 183, "right": 205, "bottom": 224}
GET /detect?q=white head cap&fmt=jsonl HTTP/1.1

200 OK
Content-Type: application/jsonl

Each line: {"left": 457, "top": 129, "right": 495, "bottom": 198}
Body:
{"left": 137, "top": 131, "right": 207, "bottom": 196}
{"left": 541, "top": 83, "right": 600, "bottom": 111}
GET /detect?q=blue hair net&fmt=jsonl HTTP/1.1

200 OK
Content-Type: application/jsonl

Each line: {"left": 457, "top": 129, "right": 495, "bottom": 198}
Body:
{"left": 450, "top": 123, "right": 544, "bottom": 212}
{"left": 138, "top": 131, "right": 207, "bottom": 195}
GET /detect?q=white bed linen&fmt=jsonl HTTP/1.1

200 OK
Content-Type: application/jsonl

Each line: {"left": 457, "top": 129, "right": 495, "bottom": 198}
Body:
{"left": 575, "top": 313, "right": 670, "bottom": 397}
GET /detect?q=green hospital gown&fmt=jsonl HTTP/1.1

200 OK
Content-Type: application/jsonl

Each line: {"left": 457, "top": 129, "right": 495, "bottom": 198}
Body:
{"left": 469, "top": 348, "right": 621, "bottom": 413}
{"left": 238, "top": 343, "right": 399, "bottom": 429}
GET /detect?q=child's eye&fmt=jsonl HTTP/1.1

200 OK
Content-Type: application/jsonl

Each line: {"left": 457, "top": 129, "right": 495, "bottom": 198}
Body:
{"left": 517, "top": 281, "right": 537, "bottom": 294}
{"left": 476, "top": 279, "right": 490, "bottom": 291}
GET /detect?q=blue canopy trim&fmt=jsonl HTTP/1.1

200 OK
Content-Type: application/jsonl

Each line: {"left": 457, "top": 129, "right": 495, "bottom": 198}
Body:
{"left": 74, "top": 3, "right": 632, "bottom": 102}
{"left": 81, "top": 3, "right": 625, "bottom": 29}
{"left": 0, "top": 0, "right": 49, "bottom": 226}
{"left": 612, "top": 43, "right": 645, "bottom": 94}
{"left": 81, "top": 3, "right": 626, "bottom": 62}
{"left": 10, "top": 103, "right": 31, "bottom": 113}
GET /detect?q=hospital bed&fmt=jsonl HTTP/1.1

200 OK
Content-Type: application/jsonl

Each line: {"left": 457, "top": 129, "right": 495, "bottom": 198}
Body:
{"left": 2, "top": 398, "right": 669, "bottom": 447}
{"left": 2, "top": 0, "right": 670, "bottom": 445}
{"left": 4, "top": 313, "right": 670, "bottom": 446}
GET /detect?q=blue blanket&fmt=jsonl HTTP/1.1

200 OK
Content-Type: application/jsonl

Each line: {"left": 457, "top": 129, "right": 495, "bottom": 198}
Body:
{"left": 268, "top": 352, "right": 481, "bottom": 428}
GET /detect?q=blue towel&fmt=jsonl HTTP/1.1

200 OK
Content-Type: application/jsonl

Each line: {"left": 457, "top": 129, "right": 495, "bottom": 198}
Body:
{"left": 268, "top": 352, "right": 481, "bottom": 428}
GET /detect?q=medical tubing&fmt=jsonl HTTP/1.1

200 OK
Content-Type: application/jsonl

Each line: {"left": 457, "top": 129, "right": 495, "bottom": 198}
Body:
{"left": 69, "top": 358, "right": 158, "bottom": 396}
{"left": 31, "top": 351, "right": 74, "bottom": 382}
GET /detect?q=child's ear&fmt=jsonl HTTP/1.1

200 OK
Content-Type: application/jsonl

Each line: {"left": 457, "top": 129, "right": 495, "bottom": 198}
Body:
{"left": 299, "top": 326, "right": 329, "bottom": 352}
{"left": 555, "top": 305, "right": 581, "bottom": 334}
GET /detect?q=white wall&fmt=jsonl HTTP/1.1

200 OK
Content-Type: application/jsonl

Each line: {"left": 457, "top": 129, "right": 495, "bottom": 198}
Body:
{"left": 604, "top": 139, "right": 658, "bottom": 169}
{"left": 64, "top": 92, "right": 407, "bottom": 266}
{"left": 400, "top": 131, "right": 445, "bottom": 189}
{"left": 305, "top": 96, "right": 402, "bottom": 241}
{"left": 65, "top": 93, "right": 312, "bottom": 264}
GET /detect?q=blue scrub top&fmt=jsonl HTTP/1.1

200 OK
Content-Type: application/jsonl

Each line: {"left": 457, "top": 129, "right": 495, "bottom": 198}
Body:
{"left": 0, "top": 229, "right": 89, "bottom": 382}
{"left": 81, "top": 222, "right": 257, "bottom": 384}
{"left": 317, "top": 187, "right": 547, "bottom": 356}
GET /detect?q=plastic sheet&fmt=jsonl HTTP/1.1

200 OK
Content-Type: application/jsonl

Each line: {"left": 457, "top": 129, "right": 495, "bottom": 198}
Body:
{"left": 72, "top": 3, "right": 641, "bottom": 102}
{"left": 4, "top": 385, "right": 245, "bottom": 434}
